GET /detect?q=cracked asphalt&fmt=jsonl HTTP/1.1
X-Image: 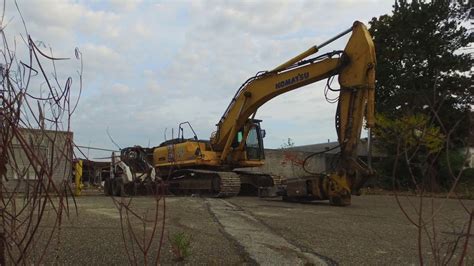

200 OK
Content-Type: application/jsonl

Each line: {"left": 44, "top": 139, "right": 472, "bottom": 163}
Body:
{"left": 30, "top": 194, "right": 473, "bottom": 265}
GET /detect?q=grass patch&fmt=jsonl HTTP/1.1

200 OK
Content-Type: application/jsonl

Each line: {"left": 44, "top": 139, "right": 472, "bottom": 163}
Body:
{"left": 168, "top": 231, "right": 192, "bottom": 262}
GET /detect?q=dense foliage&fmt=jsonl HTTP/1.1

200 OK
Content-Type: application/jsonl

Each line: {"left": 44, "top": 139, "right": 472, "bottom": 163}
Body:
{"left": 368, "top": 0, "right": 472, "bottom": 190}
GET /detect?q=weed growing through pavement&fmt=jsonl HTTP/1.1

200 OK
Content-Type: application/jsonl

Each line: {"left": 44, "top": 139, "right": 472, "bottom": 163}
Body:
{"left": 168, "top": 231, "right": 192, "bottom": 261}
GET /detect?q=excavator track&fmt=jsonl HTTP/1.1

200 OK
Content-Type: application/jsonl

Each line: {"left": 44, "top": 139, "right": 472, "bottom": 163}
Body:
{"left": 233, "top": 170, "right": 283, "bottom": 196}
{"left": 215, "top": 171, "right": 241, "bottom": 197}
{"left": 271, "top": 174, "right": 284, "bottom": 186}
{"left": 167, "top": 169, "right": 240, "bottom": 198}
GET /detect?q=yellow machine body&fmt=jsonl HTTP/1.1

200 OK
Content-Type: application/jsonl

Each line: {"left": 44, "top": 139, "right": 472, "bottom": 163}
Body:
{"left": 74, "top": 160, "right": 84, "bottom": 196}
{"left": 153, "top": 121, "right": 266, "bottom": 171}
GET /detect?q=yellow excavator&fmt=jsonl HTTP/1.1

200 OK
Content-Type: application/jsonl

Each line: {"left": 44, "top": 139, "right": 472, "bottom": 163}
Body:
{"left": 108, "top": 21, "right": 375, "bottom": 206}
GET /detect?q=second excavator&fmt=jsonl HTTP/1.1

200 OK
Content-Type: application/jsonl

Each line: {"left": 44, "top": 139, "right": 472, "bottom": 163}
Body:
{"left": 108, "top": 21, "right": 376, "bottom": 206}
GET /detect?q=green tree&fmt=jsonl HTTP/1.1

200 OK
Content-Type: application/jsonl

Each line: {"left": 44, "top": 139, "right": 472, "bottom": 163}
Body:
{"left": 280, "top": 138, "right": 295, "bottom": 149}
{"left": 374, "top": 114, "right": 444, "bottom": 154}
{"left": 373, "top": 113, "right": 445, "bottom": 189}
{"left": 369, "top": 0, "right": 472, "bottom": 147}
{"left": 369, "top": 0, "right": 472, "bottom": 190}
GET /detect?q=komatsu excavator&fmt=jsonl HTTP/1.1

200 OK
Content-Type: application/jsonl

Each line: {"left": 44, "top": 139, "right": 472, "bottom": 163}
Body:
{"left": 109, "top": 21, "right": 375, "bottom": 206}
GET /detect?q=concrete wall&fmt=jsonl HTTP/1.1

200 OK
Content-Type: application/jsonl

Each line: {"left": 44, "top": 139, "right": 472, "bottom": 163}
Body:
{"left": 249, "top": 140, "right": 382, "bottom": 180}
{"left": 245, "top": 149, "right": 328, "bottom": 180}
{"left": 4, "top": 128, "right": 73, "bottom": 192}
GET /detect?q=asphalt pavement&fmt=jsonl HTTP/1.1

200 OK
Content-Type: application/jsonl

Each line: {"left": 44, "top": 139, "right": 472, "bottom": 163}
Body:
{"left": 23, "top": 193, "right": 473, "bottom": 265}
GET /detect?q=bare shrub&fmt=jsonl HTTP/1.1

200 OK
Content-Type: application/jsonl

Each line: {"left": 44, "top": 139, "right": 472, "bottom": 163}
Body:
{"left": 386, "top": 108, "right": 472, "bottom": 264}
{"left": 110, "top": 180, "right": 166, "bottom": 265}
{"left": 0, "top": 2, "right": 82, "bottom": 264}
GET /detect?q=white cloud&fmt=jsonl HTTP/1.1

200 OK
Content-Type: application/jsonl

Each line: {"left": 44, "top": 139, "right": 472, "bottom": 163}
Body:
{"left": 110, "top": 83, "right": 130, "bottom": 94}
{"left": 134, "top": 21, "right": 152, "bottom": 38}
{"left": 82, "top": 43, "right": 120, "bottom": 61}
{"left": 107, "top": 0, "right": 142, "bottom": 12}
{"left": 79, "top": 9, "right": 121, "bottom": 39}
{"left": 144, "top": 69, "right": 162, "bottom": 93}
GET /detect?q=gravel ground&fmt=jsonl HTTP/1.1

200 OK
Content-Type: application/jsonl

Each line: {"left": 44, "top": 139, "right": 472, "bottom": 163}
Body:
{"left": 20, "top": 193, "right": 474, "bottom": 265}
{"left": 35, "top": 195, "right": 246, "bottom": 265}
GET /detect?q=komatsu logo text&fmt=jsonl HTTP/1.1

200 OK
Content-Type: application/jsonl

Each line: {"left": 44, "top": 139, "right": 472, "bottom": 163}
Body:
{"left": 275, "top": 72, "right": 309, "bottom": 90}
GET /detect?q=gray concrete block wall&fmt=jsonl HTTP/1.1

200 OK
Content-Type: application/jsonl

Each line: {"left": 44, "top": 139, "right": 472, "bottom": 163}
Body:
{"left": 250, "top": 140, "right": 385, "bottom": 181}
{"left": 245, "top": 149, "right": 327, "bottom": 180}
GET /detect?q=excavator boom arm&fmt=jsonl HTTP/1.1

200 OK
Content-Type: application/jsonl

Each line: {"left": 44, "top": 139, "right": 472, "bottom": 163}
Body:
{"left": 214, "top": 57, "right": 341, "bottom": 156}
{"left": 212, "top": 21, "right": 375, "bottom": 163}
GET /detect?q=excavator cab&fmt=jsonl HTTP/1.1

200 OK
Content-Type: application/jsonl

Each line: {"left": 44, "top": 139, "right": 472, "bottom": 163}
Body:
{"left": 232, "top": 119, "right": 265, "bottom": 161}
{"left": 245, "top": 122, "right": 265, "bottom": 160}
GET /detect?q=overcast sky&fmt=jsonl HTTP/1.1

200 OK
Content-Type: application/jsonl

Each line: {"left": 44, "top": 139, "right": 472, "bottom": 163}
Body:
{"left": 4, "top": 0, "right": 394, "bottom": 159}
